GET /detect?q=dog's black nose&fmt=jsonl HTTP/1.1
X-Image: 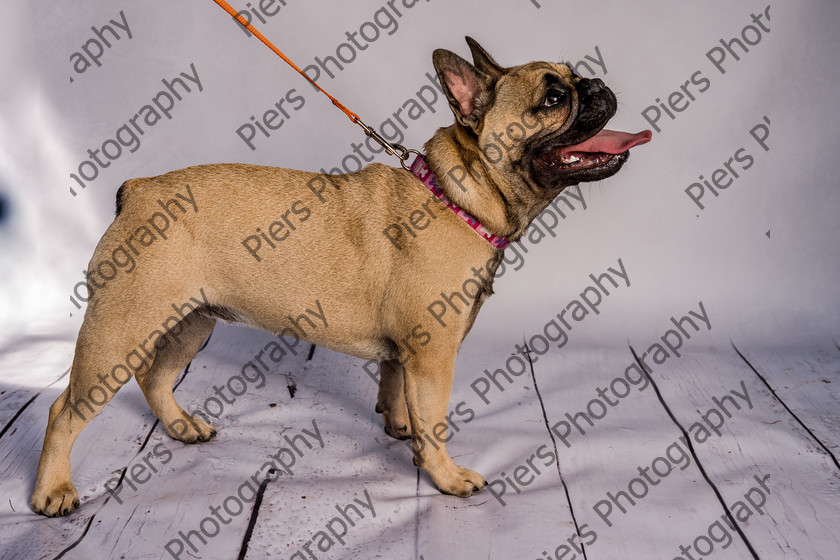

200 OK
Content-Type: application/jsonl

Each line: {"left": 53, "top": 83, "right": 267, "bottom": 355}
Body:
{"left": 574, "top": 76, "right": 616, "bottom": 129}
{"left": 577, "top": 78, "right": 605, "bottom": 96}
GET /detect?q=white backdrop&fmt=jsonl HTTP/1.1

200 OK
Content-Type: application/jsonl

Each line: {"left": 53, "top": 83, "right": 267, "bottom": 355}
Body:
{"left": 1, "top": 0, "right": 838, "bottom": 351}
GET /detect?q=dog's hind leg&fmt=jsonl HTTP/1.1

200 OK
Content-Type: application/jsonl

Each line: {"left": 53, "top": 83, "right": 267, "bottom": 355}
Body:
{"left": 30, "top": 314, "right": 181, "bottom": 516}
{"left": 375, "top": 359, "right": 412, "bottom": 439}
{"left": 135, "top": 313, "right": 217, "bottom": 444}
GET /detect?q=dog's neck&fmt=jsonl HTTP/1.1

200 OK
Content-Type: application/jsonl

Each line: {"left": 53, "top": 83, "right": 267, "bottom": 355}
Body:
{"left": 409, "top": 155, "right": 510, "bottom": 249}
{"left": 423, "top": 125, "right": 552, "bottom": 243}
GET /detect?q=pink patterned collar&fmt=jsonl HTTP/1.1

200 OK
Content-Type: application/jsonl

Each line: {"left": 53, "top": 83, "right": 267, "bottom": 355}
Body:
{"left": 409, "top": 155, "right": 510, "bottom": 250}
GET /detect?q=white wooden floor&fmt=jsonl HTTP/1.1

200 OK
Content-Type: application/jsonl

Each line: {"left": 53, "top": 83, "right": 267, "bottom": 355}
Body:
{"left": 1, "top": 323, "right": 838, "bottom": 560}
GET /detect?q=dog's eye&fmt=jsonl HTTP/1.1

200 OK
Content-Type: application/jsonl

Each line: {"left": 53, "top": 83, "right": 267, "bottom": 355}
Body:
{"left": 544, "top": 88, "right": 567, "bottom": 107}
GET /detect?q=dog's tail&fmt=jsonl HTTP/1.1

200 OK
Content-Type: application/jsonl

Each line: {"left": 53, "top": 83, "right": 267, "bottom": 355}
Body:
{"left": 115, "top": 181, "right": 128, "bottom": 216}
{"left": 115, "top": 179, "right": 141, "bottom": 216}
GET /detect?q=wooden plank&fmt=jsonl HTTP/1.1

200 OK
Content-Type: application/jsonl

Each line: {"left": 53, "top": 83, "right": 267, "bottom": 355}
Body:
{"left": 734, "top": 345, "right": 840, "bottom": 456}
{"left": 4, "top": 331, "right": 837, "bottom": 559}
{"left": 0, "top": 336, "right": 74, "bottom": 432}
{"left": 637, "top": 348, "right": 840, "bottom": 560}
{"left": 241, "top": 344, "right": 419, "bottom": 559}
{"left": 532, "top": 347, "right": 756, "bottom": 560}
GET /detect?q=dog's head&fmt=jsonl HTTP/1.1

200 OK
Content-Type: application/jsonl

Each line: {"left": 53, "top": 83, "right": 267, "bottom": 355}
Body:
{"left": 427, "top": 38, "right": 650, "bottom": 238}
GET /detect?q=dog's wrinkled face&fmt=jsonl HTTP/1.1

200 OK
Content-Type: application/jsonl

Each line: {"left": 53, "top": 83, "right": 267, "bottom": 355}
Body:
{"left": 434, "top": 38, "right": 650, "bottom": 196}
{"left": 525, "top": 70, "right": 637, "bottom": 189}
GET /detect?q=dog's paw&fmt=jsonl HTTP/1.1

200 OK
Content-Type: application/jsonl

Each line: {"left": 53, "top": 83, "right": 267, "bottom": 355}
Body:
{"left": 430, "top": 464, "right": 487, "bottom": 498}
{"left": 380, "top": 409, "right": 412, "bottom": 440}
{"left": 30, "top": 483, "right": 80, "bottom": 517}
{"left": 165, "top": 414, "right": 217, "bottom": 444}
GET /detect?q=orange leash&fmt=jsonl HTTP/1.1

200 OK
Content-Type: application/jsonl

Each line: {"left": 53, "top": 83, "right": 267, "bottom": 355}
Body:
{"left": 210, "top": 0, "right": 417, "bottom": 166}
{"left": 211, "top": 0, "right": 357, "bottom": 122}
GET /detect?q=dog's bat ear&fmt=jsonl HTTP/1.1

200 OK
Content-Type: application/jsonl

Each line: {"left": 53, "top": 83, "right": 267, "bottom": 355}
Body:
{"left": 465, "top": 36, "right": 505, "bottom": 79}
{"left": 433, "top": 48, "right": 495, "bottom": 130}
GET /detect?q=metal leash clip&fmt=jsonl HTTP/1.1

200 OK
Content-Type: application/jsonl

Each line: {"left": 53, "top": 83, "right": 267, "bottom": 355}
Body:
{"left": 355, "top": 118, "right": 421, "bottom": 171}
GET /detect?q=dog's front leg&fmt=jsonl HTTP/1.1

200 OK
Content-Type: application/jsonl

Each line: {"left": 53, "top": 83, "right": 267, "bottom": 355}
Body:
{"left": 376, "top": 359, "right": 412, "bottom": 440}
{"left": 403, "top": 352, "right": 486, "bottom": 497}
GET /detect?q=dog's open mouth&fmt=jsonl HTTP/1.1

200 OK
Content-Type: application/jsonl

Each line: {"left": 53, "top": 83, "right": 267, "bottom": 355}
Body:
{"left": 537, "top": 129, "right": 652, "bottom": 171}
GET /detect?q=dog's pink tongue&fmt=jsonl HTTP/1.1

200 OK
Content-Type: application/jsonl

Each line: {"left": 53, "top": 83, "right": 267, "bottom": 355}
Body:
{"left": 562, "top": 129, "right": 652, "bottom": 155}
